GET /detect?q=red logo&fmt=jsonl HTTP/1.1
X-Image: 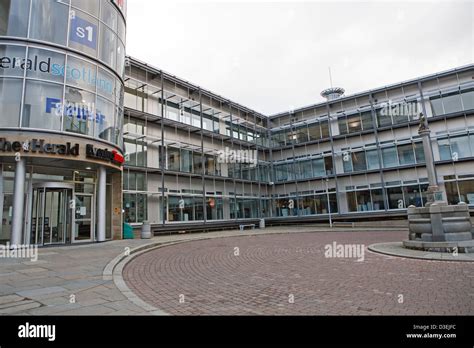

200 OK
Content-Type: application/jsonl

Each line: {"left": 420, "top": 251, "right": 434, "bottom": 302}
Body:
{"left": 112, "top": 150, "right": 124, "bottom": 164}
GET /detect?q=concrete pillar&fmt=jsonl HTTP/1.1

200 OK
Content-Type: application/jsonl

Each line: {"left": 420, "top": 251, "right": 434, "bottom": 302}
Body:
{"left": 97, "top": 166, "right": 106, "bottom": 242}
{"left": 10, "top": 158, "right": 26, "bottom": 246}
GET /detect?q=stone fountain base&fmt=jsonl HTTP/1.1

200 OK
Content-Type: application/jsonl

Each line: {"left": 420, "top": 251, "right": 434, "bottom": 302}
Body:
{"left": 404, "top": 201, "right": 474, "bottom": 253}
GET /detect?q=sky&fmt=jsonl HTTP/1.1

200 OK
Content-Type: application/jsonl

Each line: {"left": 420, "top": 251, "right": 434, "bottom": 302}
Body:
{"left": 126, "top": 0, "right": 473, "bottom": 115}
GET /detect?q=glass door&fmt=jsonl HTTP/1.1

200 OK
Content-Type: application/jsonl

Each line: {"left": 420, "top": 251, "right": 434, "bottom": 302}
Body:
{"left": 74, "top": 194, "right": 93, "bottom": 242}
{"left": 31, "top": 184, "right": 73, "bottom": 246}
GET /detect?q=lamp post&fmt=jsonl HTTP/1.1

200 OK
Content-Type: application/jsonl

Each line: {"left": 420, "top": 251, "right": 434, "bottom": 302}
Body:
{"left": 326, "top": 178, "right": 333, "bottom": 228}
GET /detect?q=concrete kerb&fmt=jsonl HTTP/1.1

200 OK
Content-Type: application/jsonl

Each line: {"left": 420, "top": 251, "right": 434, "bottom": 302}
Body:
{"left": 104, "top": 227, "right": 408, "bottom": 315}
{"left": 368, "top": 242, "right": 474, "bottom": 262}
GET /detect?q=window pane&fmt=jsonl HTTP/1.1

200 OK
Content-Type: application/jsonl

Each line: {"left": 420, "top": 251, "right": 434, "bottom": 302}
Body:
{"left": 442, "top": 93, "right": 463, "bottom": 114}
{"left": 30, "top": 0, "right": 68, "bottom": 45}
{"left": 0, "top": 0, "right": 30, "bottom": 37}
{"left": 68, "top": 10, "right": 99, "bottom": 58}
{"left": 99, "top": 24, "right": 116, "bottom": 69}
{"left": 430, "top": 97, "right": 443, "bottom": 116}
{"left": 461, "top": 90, "right": 474, "bottom": 111}
{"left": 438, "top": 138, "right": 451, "bottom": 161}
{"left": 397, "top": 144, "right": 415, "bottom": 165}
{"left": 366, "top": 149, "right": 380, "bottom": 170}
{"left": 0, "top": 45, "right": 26, "bottom": 77}
{"left": 361, "top": 111, "right": 373, "bottom": 130}
{"left": 63, "top": 86, "right": 95, "bottom": 136}
{"left": 71, "top": 0, "right": 99, "bottom": 15}
{"left": 414, "top": 142, "right": 425, "bottom": 163}
{"left": 382, "top": 147, "right": 398, "bottom": 168}
{"left": 450, "top": 135, "right": 471, "bottom": 159}
{"left": 22, "top": 80, "right": 63, "bottom": 131}
{"left": 351, "top": 151, "right": 367, "bottom": 171}
{"left": 96, "top": 96, "right": 115, "bottom": 141}
{"left": 308, "top": 124, "right": 321, "bottom": 140}
{"left": 100, "top": 1, "right": 118, "bottom": 30}
{"left": 66, "top": 56, "right": 98, "bottom": 92}
{"left": 458, "top": 180, "right": 474, "bottom": 205}
{"left": 347, "top": 115, "right": 362, "bottom": 133}
{"left": 338, "top": 117, "right": 348, "bottom": 135}
{"left": 312, "top": 158, "right": 325, "bottom": 177}
{"left": 0, "top": 77, "right": 22, "bottom": 127}
{"left": 26, "top": 47, "right": 65, "bottom": 83}
{"left": 387, "top": 187, "right": 404, "bottom": 209}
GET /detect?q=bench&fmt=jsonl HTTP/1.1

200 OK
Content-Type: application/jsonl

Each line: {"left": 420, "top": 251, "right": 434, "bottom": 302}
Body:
{"left": 332, "top": 221, "right": 355, "bottom": 228}
{"left": 239, "top": 224, "right": 256, "bottom": 231}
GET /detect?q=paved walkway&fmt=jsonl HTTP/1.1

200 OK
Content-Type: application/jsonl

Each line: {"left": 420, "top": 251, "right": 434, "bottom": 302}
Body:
{"left": 1, "top": 225, "right": 472, "bottom": 315}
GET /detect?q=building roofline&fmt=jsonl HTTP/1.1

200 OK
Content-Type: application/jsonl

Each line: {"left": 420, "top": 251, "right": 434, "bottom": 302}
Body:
{"left": 269, "top": 63, "right": 474, "bottom": 120}
{"left": 126, "top": 56, "right": 268, "bottom": 121}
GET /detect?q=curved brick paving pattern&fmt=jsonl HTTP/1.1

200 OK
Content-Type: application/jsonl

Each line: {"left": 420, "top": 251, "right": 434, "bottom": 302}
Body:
{"left": 123, "top": 231, "right": 474, "bottom": 315}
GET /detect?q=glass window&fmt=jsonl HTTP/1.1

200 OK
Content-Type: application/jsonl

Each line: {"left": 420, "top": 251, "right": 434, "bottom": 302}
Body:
{"left": 117, "top": 17, "right": 126, "bottom": 43}
{"left": 324, "top": 156, "right": 333, "bottom": 175}
{"left": 445, "top": 181, "right": 459, "bottom": 205}
{"left": 0, "top": 0, "right": 30, "bottom": 37}
{"left": 461, "top": 90, "right": 474, "bottom": 111}
{"left": 99, "top": 24, "right": 116, "bottom": 69}
{"left": 308, "top": 123, "right": 321, "bottom": 140}
{"left": 347, "top": 114, "right": 362, "bottom": 133}
{"left": 376, "top": 108, "right": 392, "bottom": 127}
{"left": 438, "top": 138, "right": 451, "bottom": 161}
{"left": 275, "top": 164, "right": 288, "bottom": 182}
{"left": 430, "top": 97, "right": 444, "bottom": 116}
{"left": 100, "top": 0, "right": 118, "bottom": 30}
{"left": 414, "top": 142, "right": 425, "bottom": 163}
{"left": 66, "top": 55, "right": 98, "bottom": 93}
{"left": 181, "top": 149, "right": 193, "bottom": 173}
{"left": 386, "top": 187, "right": 404, "bottom": 209}
{"left": 397, "top": 144, "right": 415, "bottom": 165}
{"left": 71, "top": 0, "right": 99, "bottom": 15}
{"left": 338, "top": 117, "right": 348, "bottom": 135}
{"left": 68, "top": 9, "right": 99, "bottom": 57}
{"left": 404, "top": 185, "right": 423, "bottom": 207}
{"left": 442, "top": 93, "right": 463, "bottom": 114}
{"left": 372, "top": 189, "right": 385, "bottom": 210}
{"left": 361, "top": 111, "right": 373, "bottom": 130}
{"left": 320, "top": 121, "right": 330, "bottom": 138}
{"left": 30, "top": 0, "right": 69, "bottom": 45}
{"left": 366, "top": 149, "right": 380, "bottom": 170}
{"left": 0, "top": 45, "right": 26, "bottom": 77}
{"left": 458, "top": 180, "right": 474, "bottom": 205}
{"left": 26, "top": 47, "right": 65, "bottom": 83}
{"left": 116, "top": 40, "right": 125, "bottom": 78}
{"left": 96, "top": 96, "right": 115, "bottom": 141}
{"left": 351, "top": 151, "right": 367, "bottom": 171}
{"left": 450, "top": 135, "right": 472, "bottom": 159}
{"left": 167, "top": 147, "right": 180, "bottom": 171}
{"left": 193, "top": 152, "right": 203, "bottom": 174}
{"left": 63, "top": 86, "right": 95, "bottom": 137}
{"left": 342, "top": 151, "right": 352, "bottom": 172}
{"left": 312, "top": 158, "right": 325, "bottom": 177}
{"left": 22, "top": 80, "right": 63, "bottom": 131}
{"left": 97, "top": 67, "right": 115, "bottom": 99}
{"left": 382, "top": 146, "right": 398, "bottom": 168}
{"left": 0, "top": 77, "right": 22, "bottom": 127}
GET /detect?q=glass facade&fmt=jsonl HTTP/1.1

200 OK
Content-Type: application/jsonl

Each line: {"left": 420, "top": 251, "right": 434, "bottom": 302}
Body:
{"left": 0, "top": 0, "right": 126, "bottom": 146}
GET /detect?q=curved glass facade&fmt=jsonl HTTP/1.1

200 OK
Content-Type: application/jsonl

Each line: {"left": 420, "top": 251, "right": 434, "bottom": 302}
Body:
{"left": 0, "top": 0, "right": 126, "bottom": 146}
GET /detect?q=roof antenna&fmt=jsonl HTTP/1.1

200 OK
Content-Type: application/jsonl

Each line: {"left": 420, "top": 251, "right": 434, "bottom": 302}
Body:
{"left": 321, "top": 67, "right": 345, "bottom": 101}
{"left": 328, "top": 67, "right": 333, "bottom": 89}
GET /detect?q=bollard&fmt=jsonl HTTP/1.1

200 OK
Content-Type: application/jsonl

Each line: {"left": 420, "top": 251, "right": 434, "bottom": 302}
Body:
{"left": 141, "top": 221, "right": 152, "bottom": 239}
{"left": 259, "top": 218, "right": 265, "bottom": 229}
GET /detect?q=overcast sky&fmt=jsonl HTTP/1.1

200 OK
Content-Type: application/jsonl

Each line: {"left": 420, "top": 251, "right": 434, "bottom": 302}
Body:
{"left": 126, "top": 0, "right": 473, "bottom": 115}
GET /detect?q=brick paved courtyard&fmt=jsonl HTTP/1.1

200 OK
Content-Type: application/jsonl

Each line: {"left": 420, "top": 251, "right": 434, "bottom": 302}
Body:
{"left": 123, "top": 231, "right": 474, "bottom": 315}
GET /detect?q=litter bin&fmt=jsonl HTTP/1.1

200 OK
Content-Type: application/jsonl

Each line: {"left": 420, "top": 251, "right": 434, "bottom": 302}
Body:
{"left": 123, "top": 223, "right": 134, "bottom": 239}
{"left": 259, "top": 218, "right": 265, "bottom": 229}
{"left": 141, "top": 221, "right": 152, "bottom": 239}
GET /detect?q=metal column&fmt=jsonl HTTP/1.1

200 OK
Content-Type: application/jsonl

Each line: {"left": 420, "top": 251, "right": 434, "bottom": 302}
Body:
{"left": 97, "top": 166, "right": 107, "bottom": 242}
{"left": 11, "top": 158, "right": 26, "bottom": 246}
